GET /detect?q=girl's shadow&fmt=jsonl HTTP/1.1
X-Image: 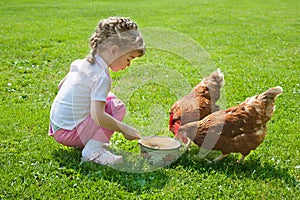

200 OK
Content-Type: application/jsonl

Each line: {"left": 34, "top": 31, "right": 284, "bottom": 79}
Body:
{"left": 52, "top": 147, "right": 170, "bottom": 193}
{"left": 52, "top": 145, "right": 298, "bottom": 193}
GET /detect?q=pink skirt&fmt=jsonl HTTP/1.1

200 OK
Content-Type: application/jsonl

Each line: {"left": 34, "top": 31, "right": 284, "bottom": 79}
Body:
{"left": 49, "top": 93, "right": 126, "bottom": 148}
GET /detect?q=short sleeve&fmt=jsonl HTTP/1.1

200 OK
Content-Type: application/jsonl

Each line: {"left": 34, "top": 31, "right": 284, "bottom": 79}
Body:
{"left": 90, "top": 75, "right": 111, "bottom": 102}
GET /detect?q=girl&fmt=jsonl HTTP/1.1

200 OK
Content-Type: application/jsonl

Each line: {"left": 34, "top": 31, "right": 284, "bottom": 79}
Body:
{"left": 49, "top": 17, "right": 146, "bottom": 165}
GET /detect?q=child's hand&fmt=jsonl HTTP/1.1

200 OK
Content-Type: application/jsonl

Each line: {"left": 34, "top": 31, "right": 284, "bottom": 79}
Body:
{"left": 122, "top": 126, "right": 141, "bottom": 140}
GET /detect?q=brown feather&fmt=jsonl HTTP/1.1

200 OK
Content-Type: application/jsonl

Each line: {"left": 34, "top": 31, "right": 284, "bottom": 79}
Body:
{"left": 179, "top": 86, "right": 283, "bottom": 160}
{"left": 169, "top": 69, "right": 224, "bottom": 133}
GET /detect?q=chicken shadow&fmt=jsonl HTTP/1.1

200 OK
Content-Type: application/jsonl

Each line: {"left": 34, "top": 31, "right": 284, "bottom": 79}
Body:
{"left": 171, "top": 147, "right": 298, "bottom": 188}
{"left": 51, "top": 147, "right": 170, "bottom": 193}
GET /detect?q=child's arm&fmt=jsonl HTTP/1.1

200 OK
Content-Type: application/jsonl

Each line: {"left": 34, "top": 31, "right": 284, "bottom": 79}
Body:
{"left": 91, "top": 100, "right": 141, "bottom": 140}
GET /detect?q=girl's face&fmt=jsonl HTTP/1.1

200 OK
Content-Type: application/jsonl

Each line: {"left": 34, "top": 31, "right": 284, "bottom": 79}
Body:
{"left": 109, "top": 50, "right": 141, "bottom": 72}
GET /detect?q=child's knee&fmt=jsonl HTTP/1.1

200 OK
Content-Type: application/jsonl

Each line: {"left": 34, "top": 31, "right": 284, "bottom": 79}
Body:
{"left": 107, "top": 92, "right": 117, "bottom": 101}
{"left": 106, "top": 98, "right": 126, "bottom": 120}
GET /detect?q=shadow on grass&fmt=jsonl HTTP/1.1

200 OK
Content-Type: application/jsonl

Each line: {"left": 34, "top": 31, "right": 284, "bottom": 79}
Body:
{"left": 51, "top": 145, "right": 298, "bottom": 193}
{"left": 172, "top": 147, "right": 298, "bottom": 188}
{"left": 52, "top": 147, "right": 170, "bottom": 193}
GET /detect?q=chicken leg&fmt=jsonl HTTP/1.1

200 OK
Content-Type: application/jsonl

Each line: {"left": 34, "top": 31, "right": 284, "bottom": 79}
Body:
{"left": 212, "top": 154, "right": 229, "bottom": 163}
{"left": 237, "top": 155, "right": 246, "bottom": 163}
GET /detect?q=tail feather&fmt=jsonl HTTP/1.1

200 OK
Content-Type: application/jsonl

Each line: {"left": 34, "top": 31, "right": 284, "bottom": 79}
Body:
{"left": 246, "top": 86, "right": 283, "bottom": 122}
{"left": 198, "top": 69, "right": 224, "bottom": 110}
{"left": 257, "top": 86, "right": 283, "bottom": 101}
{"left": 200, "top": 68, "right": 224, "bottom": 88}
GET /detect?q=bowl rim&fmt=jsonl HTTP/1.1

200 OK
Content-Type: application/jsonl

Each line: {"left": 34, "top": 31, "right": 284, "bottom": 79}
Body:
{"left": 138, "top": 136, "right": 181, "bottom": 150}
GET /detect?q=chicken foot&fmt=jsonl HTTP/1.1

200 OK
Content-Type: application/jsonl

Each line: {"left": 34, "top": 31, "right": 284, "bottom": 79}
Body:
{"left": 211, "top": 154, "right": 246, "bottom": 163}
{"left": 212, "top": 154, "right": 229, "bottom": 163}
{"left": 237, "top": 155, "right": 246, "bottom": 163}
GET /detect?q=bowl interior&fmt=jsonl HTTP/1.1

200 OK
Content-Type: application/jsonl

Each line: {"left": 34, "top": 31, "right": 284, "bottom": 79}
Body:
{"left": 138, "top": 136, "right": 181, "bottom": 150}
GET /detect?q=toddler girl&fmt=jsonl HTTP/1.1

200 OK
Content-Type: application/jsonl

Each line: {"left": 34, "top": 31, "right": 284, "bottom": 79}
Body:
{"left": 49, "top": 17, "right": 146, "bottom": 165}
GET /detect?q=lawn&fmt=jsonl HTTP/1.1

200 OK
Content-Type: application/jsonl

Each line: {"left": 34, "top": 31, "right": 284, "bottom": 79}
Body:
{"left": 0, "top": 0, "right": 299, "bottom": 199}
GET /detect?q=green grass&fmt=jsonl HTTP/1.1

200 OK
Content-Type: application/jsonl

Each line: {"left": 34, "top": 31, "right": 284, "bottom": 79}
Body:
{"left": 1, "top": 0, "right": 299, "bottom": 199}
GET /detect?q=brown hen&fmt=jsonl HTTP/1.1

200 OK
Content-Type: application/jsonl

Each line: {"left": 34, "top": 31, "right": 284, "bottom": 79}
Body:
{"left": 169, "top": 69, "right": 224, "bottom": 142}
{"left": 174, "top": 86, "right": 283, "bottom": 162}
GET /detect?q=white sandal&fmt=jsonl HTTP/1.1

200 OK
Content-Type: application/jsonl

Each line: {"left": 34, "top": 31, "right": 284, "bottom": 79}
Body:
{"left": 82, "top": 147, "right": 123, "bottom": 165}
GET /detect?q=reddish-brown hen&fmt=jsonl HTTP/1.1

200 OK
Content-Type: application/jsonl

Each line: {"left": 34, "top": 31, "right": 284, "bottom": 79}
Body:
{"left": 174, "top": 86, "right": 283, "bottom": 162}
{"left": 169, "top": 69, "right": 224, "bottom": 142}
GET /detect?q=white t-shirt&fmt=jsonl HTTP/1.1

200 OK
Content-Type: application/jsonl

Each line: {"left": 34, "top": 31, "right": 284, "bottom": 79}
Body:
{"left": 50, "top": 55, "right": 111, "bottom": 131}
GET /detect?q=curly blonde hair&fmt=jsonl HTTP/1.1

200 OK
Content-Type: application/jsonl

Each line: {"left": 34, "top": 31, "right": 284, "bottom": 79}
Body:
{"left": 87, "top": 17, "right": 146, "bottom": 64}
